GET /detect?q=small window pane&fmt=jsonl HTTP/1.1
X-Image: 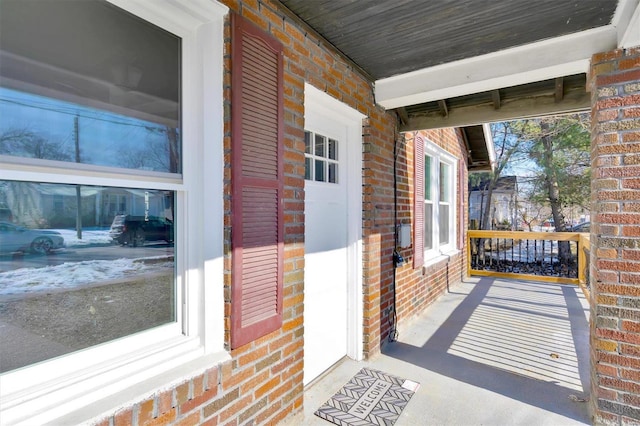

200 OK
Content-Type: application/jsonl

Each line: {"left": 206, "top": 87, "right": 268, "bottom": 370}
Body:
{"left": 0, "top": 180, "right": 176, "bottom": 373}
{"left": 315, "top": 134, "right": 325, "bottom": 157}
{"left": 439, "top": 203, "right": 449, "bottom": 244}
{"left": 424, "top": 202, "right": 433, "bottom": 250}
{"left": 425, "top": 155, "right": 432, "bottom": 200}
{"left": 304, "top": 131, "right": 312, "bottom": 154}
{"left": 305, "top": 157, "right": 312, "bottom": 180}
{"left": 315, "top": 159, "right": 325, "bottom": 181}
{"left": 328, "top": 163, "right": 337, "bottom": 183}
{"left": 328, "top": 139, "right": 338, "bottom": 160}
{"left": 440, "top": 163, "right": 450, "bottom": 202}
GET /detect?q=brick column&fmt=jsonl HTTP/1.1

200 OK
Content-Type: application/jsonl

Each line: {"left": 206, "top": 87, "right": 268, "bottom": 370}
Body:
{"left": 590, "top": 46, "right": 640, "bottom": 425}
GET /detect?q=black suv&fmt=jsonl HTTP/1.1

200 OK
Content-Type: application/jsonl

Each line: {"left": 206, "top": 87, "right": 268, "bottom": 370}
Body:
{"left": 109, "top": 214, "right": 174, "bottom": 247}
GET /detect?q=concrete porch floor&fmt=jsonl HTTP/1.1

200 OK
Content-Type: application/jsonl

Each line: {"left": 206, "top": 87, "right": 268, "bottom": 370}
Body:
{"left": 284, "top": 276, "right": 591, "bottom": 425}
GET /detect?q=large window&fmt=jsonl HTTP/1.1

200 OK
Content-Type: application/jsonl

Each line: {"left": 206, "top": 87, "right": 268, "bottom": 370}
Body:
{"left": 0, "top": 0, "right": 225, "bottom": 423}
{"left": 1, "top": 0, "right": 180, "bottom": 374}
{"left": 424, "top": 141, "right": 457, "bottom": 259}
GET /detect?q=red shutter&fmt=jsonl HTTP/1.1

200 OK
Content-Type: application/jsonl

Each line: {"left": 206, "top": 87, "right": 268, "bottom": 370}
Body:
{"left": 231, "top": 13, "right": 284, "bottom": 349}
{"left": 414, "top": 135, "right": 424, "bottom": 268}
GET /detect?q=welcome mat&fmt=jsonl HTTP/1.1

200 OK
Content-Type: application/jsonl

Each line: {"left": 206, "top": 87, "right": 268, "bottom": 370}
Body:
{"left": 315, "top": 368, "right": 420, "bottom": 426}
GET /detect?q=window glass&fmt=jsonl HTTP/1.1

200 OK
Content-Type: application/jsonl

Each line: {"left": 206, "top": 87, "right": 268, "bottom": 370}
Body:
{"left": 305, "top": 157, "right": 312, "bottom": 180}
{"left": 425, "top": 155, "right": 432, "bottom": 200}
{"left": 0, "top": 180, "right": 176, "bottom": 373}
{"left": 439, "top": 204, "right": 449, "bottom": 245}
{"left": 304, "top": 131, "right": 312, "bottom": 154}
{"left": 0, "top": 0, "right": 181, "bottom": 173}
{"left": 422, "top": 140, "right": 456, "bottom": 257}
{"left": 440, "top": 163, "right": 450, "bottom": 202}
{"left": 315, "top": 134, "right": 325, "bottom": 157}
{"left": 328, "top": 163, "right": 337, "bottom": 183}
{"left": 0, "top": 0, "right": 181, "bottom": 373}
{"left": 328, "top": 139, "right": 337, "bottom": 160}
{"left": 315, "top": 159, "right": 325, "bottom": 181}
{"left": 424, "top": 202, "right": 433, "bottom": 250}
{"left": 304, "top": 130, "right": 339, "bottom": 184}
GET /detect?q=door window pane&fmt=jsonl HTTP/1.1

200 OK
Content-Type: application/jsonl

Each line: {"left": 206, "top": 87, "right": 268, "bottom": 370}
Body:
{"left": 304, "top": 131, "right": 312, "bottom": 154}
{"left": 0, "top": 180, "right": 176, "bottom": 373}
{"left": 328, "top": 139, "right": 337, "bottom": 160}
{"left": 328, "top": 163, "right": 337, "bottom": 183}
{"left": 315, "top": 134, "right": 325, "bottom": 157}
{"left": 315, "top": 159, "right": 325, "bottom": 181}
{"left": 304, "top": 131, "right": 339, "bottom": 184}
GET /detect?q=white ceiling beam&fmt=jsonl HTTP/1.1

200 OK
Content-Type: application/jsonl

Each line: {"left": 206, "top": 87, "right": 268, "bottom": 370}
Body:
{"left": 375, "top": 26, "right": 618, "bottom": 110}
{"left": 616, "top": 0, "right": 640, "bottom": 48}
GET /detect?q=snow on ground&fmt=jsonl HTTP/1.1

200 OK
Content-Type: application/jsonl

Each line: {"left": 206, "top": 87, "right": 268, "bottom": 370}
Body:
{"left": 0, "top": 228, "right": 171, "bottom": 296}
{"left": 56, "top": 228, "right": 113, "bottom": 247}
{"left": 0, "top": 258, "right": 173, "bottom": 296}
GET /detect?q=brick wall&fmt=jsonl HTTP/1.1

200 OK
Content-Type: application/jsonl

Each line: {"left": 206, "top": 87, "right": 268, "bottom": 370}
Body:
{"left": 93, "top": 0, "right": 472, "bottom": 423}
{"left": 590, "top": 46, "right": 640, "bottom": 425}
{"left": 389, "top": 129, "right": 468, "bottom": 342}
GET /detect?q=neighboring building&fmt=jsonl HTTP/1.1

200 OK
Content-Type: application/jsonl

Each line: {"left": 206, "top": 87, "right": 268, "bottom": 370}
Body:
{"left": 469, "top": 176, "right": 518, "bottom": 230}
{"left": 1, "top": 182, "right": 171, "bottom": 228}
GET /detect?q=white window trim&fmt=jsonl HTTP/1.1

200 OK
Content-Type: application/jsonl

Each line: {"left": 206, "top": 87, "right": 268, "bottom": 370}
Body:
{"left": 423, "top": 140, "right": 457, "bottom": 262}
{"left": 0, "top": 1, "right": 229, "bottom": 424}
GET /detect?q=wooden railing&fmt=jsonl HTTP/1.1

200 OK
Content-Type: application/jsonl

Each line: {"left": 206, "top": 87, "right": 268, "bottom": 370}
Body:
{"left": 467, "top": 230, "right": 590, "bottom": 292}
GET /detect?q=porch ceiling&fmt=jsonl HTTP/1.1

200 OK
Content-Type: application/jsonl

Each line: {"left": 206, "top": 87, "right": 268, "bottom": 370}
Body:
{"left": 278, "top": 0, "right": 640, "bottom": 130}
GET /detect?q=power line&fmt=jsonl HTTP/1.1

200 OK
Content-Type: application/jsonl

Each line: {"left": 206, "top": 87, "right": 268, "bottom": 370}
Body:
{"left": 0, "top": 96, "right": 170, "bottom": 130}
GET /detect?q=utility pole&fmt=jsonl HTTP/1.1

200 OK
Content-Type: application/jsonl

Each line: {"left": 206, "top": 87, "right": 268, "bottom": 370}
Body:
{"left": 74, "top": 115, "right": 82, "bottom": 240}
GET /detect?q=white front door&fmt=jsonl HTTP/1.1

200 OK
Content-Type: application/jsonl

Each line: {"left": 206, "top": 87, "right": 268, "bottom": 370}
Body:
{"left": 303, "top": 84, "right": 364, "bottom": 386}
{"left": 304, "top": 125, "right": 348, "bottom": 385}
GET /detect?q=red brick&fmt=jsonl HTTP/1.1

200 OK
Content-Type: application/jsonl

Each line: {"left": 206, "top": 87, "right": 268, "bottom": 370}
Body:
{"left": 137, "top": 399, "right": 155, "bottom": 425}
{"left": 597, "top": 329, "right": 640, "bottom": 345}
{"left": 620, "top": 57, "right": 640, "bottom": 70}
{"left": 175, "top": 381, "right": 190, "bottom": 405}
{"left": 179, "top": 387, "right": 218, "bottom": 415}
{"left": 597, "top": 70, "right": 640, "bottom": 86}
{"left": 144, "top": 409, "right": 177, "bottom": 426}
{"left": 622, "top": 320, "right": 640, "bottom": 333}
{"left": 114, "top": 408, "right": 134, "bottom": 426}
{"left": 175, "top": 412, "right": 201, "bottom": 426}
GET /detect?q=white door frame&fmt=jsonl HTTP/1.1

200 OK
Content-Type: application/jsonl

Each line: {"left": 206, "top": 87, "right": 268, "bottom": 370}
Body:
{"left": 304, "top": 83, "right": 364, "bottom": 361}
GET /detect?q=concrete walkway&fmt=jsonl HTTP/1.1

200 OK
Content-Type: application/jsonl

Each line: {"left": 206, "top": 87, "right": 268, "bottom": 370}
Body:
{"left": 285, "top": 277, "right": 591, "bottom": 425}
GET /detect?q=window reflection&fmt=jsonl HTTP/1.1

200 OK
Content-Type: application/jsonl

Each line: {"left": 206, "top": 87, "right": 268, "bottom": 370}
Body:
{"left": 0, "top": 180, "right": 175, "bottom": 372}
{"left": 0, "top": 88, "right": 181, "bottom": 173}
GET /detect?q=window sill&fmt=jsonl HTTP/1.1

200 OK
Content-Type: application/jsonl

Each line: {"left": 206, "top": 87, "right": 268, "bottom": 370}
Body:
{"left": 424, "top": 249, "right": 461, "bottom": 269}
{"left": 2, "top": 338, "right": 231, "bottom": 426}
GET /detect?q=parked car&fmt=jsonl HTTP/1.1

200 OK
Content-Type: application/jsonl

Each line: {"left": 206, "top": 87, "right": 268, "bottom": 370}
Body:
{"left": 0, "top": 207, "right": 13, "bottom": 222}
{"left": 0, "top": 221, "right": 65, "bottom": 255}
{"left": 109, "top": 214, "right": 174, "bottom": 247}
{"left": 570, "top": 222, "right": 590, "bottom": 233}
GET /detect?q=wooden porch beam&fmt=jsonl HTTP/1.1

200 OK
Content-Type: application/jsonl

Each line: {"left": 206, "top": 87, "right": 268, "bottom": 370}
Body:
{"left": 555, "top": 77, "right": 564, "bottom": 102}
{"left": 492, "top": 89, "right": 501, "bottom": 110}
{"left": 399, "top": 89, "right": 590, "bottom": 131}
{"left": 438, "top": 99, "right": 449, "bottom": 117}
{"left": 396, "top": 107, "right": 409, "bottom": 125}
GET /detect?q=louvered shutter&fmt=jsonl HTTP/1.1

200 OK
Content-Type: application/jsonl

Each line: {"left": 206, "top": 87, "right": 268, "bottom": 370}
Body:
{"left": 414, "top": 136, "right": 424, "bottom": 268}
{"left": 231, "top": 13, "right": 284, "bottom": 349}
